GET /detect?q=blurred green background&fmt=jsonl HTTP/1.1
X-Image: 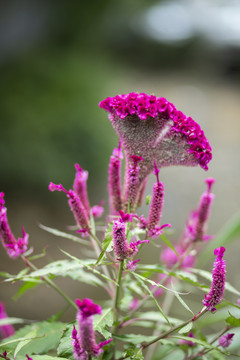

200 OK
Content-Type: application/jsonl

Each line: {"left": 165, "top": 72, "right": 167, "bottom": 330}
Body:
{"left": 0, "top": 0, "right": 240, "bottom": 325}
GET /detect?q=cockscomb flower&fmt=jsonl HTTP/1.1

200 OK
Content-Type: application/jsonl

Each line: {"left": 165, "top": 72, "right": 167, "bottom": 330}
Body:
{"left": 0, "top": 302, "right": 15, "bottom": 339}
{"left": 112, "top": 219, "right": 149, "bottom": 261}
{"left": 124, "top": 155, "right": 143, "bottom": 211}
{"left": 108, "top": 145, "right": 123, "bottom": 214}
{"left": 49, "top": 183, "right": 90, "bottom": 237}
{"left": 203, "top": 247, "right": 226, "bottom": 312}
{"left": 100, "top": 92, "right": 212, "bottom": 207}
{"left": 0, "top": 193, "right": 28, "bottom": 258}
{"left": 72, "top": 298, "right": 112, "bottom": 359}
{"left": 147, "top": 162, "right": 164, "bottom": 233}
{"left": 218, "top": 333, "right": 234, "bottom": 348}
{"left": 73, "top": 164, "right": 91, "bottom": 217}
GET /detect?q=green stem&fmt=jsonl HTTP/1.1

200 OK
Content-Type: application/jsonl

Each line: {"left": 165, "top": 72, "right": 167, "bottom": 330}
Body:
{"left": 142, "top": 307, "right": 208, "bottom": 350}
{"left": 113, "top": 261, "right": 124, "bottom": 333}
{"left": 22, "top": 256, "right": 77, "bottom": 310}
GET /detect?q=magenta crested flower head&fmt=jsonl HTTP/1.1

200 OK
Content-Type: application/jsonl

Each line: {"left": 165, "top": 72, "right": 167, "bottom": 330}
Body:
{"left": 72, "top": 298, "right": 112, "bottom": 359}
{"left": 218, "top": 333, "right": 234, "bottom": 348}
{"left": 100, "top": 93, "right": 212, "bottom": 208}
{"left": 0, "top": 193, "right": 29, "bottom": 259}
{"left": 203, "top": 246, "right": 226, "bottom": 312}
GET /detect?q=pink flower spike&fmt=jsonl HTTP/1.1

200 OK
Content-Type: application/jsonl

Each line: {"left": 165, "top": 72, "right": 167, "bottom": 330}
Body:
{"left": 124, "top": 155, "right": 143, "bottom": 211}
{"left": 98, "top": 338, "right": 113, "bottom": 349}
{"left": 73, "top": 164, "right": 91, "bottom": 217}
{"left": 0, "top": 193, "right": 28, "bottom": 258}
{"left": 129, "top": 239, "right": 149, "bottom": 254}
{"left": 108, "top": 146, "right": 123, "bottom": 214}
{"left": 0, "top": 302, "right": 15, "bottom": 339}
{"left": 203, "top": 247, "right": 226, "bottom": 311}
{"left": 26, "top": 356, "right": 33, "bottom": 360}
{"left": 219, "top": 333, "right": 234, "bottom": 348}
{"left": 148, "top": 223, "right": 171, "bottom": 239}
{"left": 112, "top": 220, "right": 130, "bottom": 260}
{"left": 193, "top": 177, "right": 215, "bottom": 242}
{"left": 49, "top": 182, "right": 66, "bottom": 193}
{"left": 147, "top": 164, "right": 164, "bottom": 233}
{"left": 74, "top": 298, "right": 107, "bottom": 358}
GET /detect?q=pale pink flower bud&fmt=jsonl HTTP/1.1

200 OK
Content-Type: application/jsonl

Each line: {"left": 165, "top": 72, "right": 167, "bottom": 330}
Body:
{"left": 218, "top": 333, "right": 234, "bottom": 348}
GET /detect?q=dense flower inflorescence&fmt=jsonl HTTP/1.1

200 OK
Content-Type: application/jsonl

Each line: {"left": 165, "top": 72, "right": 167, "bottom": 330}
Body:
{"left": 218, "top": 333, "right": 234, "bottom": 348}
{"left": 147, "top": 162, "right": 164, "bottom": 232}
{"left": 0, "top": 193, "right": 28, "bottom": 258}
{"left": 99, "top": 92, "right": 212, "bottom": 171}
{"left": 203, "top": 247, "right": 226, "bottom": 311}
{"left": 73, "top": 164, "right": 91, "bottom": 217}
{"left": 72, "top": 298, "right": 112, "bottom": 359}
{"left": 108, "top": 145, "right": 123, "bottom": 214}
{"left": 49, "top": 183, "right": 90, "bottom": 237}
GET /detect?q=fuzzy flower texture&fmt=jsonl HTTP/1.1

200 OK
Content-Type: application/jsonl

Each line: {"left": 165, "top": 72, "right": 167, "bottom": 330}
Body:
{"left": 100, "top": 92, "right": 212, "bottom": 213}
{"left": 72, "top": 298, "right": 112, "bottom": 359}
{"left": 203, "top": 247, "right": 226, "bottom": 311}
{"left": 0, "top": 193, "right": 28, "bottom": 258}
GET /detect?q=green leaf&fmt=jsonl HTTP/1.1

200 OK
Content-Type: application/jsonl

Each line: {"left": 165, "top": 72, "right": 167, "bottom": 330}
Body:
{"left": 0, "top": 318, "right": 25, "bottom": 326}
{"left": 146, "top": 195, "right": 152, "bottom": 205}
{"left": 123, "top": 344, "right": 144, "bottom": 360}
{"left": 26, "top": 260, "right": 103, "bottom": 287}
{"left": 138, "top": 312, "right": 180, "bottom": 325}
{"left": 113, "top": 334, "right": 156, "bottom": 345}
{"left": 39, "top": 224, "right": 90, "bottom": 246}
{"left": 161, "top": 234, "right": 180, "bottom": 257}
{"left": 14, "top": 329, "right": 37, "bottom": 358}
{"left": 102, "top": 223, "right": 113, "bottom": 251}
{"left": 132, "top": 273, "right": 171, "bottom": 325}
{"left": 13, "top": 281, "right": 40, "bottom": 300}
{"left": 61, "top": 250, "right": 118, "bottom": 285}
{"left": 178, "top": 322, "right": 193, "bottom": 334}
{"left": 198, "top": 212, "right": 240, "bottom": 267}
{"left": 226, "top": 313, "right": 240, "bottom": 327}
{"left": 0, "top": 321, "right": 66, "bottom": 357}
{"left": 57, "top": 324, "right": 75, "bottom": 360}
{"left": 174, "top": 291, "right": 194, "bottom": 315}
{"left": 93, "top": 308, "right": 113, "bottom": 338}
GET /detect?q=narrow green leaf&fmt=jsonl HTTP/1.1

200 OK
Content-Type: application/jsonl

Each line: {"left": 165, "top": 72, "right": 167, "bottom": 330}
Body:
{"left": 138, "top": 312, "right": 180, "bottom": 325}
{"left": 102, "top": 223, "right": 113, "bottom": 251}
{"left": 61, "top": 250, "right": 118, "bottom": 285}
{"left": 161, "top": 234, "right": 180, "bottom": 257}
{"left": 178, "top": 322, "right": 193, "bottom": 334}
{"left": 12, "top": 281, "right": 39, "bottom": 301}
{"left": 113, "top": 333, "right": 156, "bottom": 344}
{"left": 95, "top": 250, "right": 106, "bottom": 266}
{"left": 0, "top": 318, "right": 25, "bottom": 326}
{"left": 132, "top": 273, "right": 171, "bottom": 325}
{"left": 32, "top": 356, "right": 69, "bottom": 360}
{"left": 174, "top": 291, "right": 194, "bottom": 315}
{"left": 133, "top": 273, "right": 185, "bottom": 295}
{"left": 39, "top": 224, "right": 90, "bottom": 246}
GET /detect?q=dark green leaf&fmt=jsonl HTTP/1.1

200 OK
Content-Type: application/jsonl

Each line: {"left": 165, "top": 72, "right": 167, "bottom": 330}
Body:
{"left": 123, "top": 344, "right": 144, "bottom": 360}
{"left": 93, "top": 308, "right": 113, "bottom": 338}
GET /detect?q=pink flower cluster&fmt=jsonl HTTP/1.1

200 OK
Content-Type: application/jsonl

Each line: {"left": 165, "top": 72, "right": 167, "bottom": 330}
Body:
{"left": 0, "top": 193, "right": 28, "bottom": 258}
{"left": 99, "top": 92, "right": 212, "bottom": 170}
{"left": 72, "top": 298, "right": 112, "bottom": 359}
{"left": 203, "top": 247, "right": 226, "bottom": 312}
